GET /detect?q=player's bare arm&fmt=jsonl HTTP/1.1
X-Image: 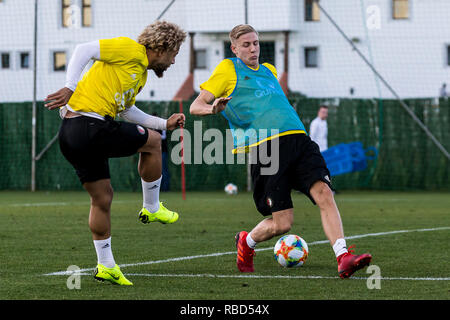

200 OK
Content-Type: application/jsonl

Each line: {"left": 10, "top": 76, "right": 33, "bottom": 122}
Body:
{"left": 44, "top": 87, "right": 74, "bottom": 110}
{"left": 190, "top": 90, "right": 231, "bottom": 116}
{"left": 166, "top": 113, "right": 186, "bottom": 130}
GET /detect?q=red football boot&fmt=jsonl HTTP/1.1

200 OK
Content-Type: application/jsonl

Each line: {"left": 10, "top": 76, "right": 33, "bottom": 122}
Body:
{"left": 337, "top": 245, "right": 372, "bottom": 279}
{"left": 235, "top": 231, "right": 255, "bottom": 272}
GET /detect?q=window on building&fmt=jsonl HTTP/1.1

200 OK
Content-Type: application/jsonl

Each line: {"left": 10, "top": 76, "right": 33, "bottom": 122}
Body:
{"left": 194, "top": 49, "right": 207, "bottom": 69}
{"left": 62, "top": 0, "right": 72, "bottom": 28}
{"left": 304, "top": 47, "right": 318, "bottom": 68}
{"left": 53, "top": 52, "right": 67, "bottom": 71}
{"left": 259, "top": 42, "right": 275, "bottom": 65}
{"left": 20, "top": 52, "right": 30, "bottom": 69}
{"left": 63, "top": 0, "right": 91, "bottom": 28}
{"left": 1, "top": 53, "right": 10, "bottom": 69}
{"left": 223, "top": 41, "right": 275, "bottom": 66}
{"left": 305, "top": 0, "right": 320, "bottom": 22}
{"left": 447, "top": 45, "right": 450, "bottom": 66}
{"left": 224, "top": 42, "right": 232, "bottom": 59}
{"left": 82, "top": 0, "right": 92, "bottom": 27}
{"left": 393, "top": 0, "right": 409, "bottom": 19}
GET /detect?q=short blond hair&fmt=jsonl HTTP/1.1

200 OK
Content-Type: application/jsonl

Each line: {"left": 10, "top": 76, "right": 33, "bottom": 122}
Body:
{"left": 229, "top": 24, "right": 259, "bottom": 44}
{"left": 137, "top": 21, "right": 186, "bottom": 53}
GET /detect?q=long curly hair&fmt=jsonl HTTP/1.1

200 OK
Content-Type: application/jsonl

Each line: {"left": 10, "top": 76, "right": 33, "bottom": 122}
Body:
{"left": 137, "top": 21, "right": 186, "bottom": 53}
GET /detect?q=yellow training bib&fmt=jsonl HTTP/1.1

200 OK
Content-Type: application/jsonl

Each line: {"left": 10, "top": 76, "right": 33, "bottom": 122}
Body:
{"left": 67, "top": 37, "right": 148, "bottom": 117}
{"left": 200, "top": 59, "right": 277, "bottom": 98}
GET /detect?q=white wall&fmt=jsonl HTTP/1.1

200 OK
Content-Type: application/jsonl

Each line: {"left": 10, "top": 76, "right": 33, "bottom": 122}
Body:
{"left": 1, "top": 0, "right": 449, "bottom": 102}
{"left": 289, "top": 0, "right": 450, "bottom": 98}
{"left": 0, "top": 0, "right": 190, "bottom": 102}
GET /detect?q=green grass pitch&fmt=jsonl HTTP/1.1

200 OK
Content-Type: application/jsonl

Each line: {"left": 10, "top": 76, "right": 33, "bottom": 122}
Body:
{"left": 0, "top": 190, "right": 449, "bottom": 300}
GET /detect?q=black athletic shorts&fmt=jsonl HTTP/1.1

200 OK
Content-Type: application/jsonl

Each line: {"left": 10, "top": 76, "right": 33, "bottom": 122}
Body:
{"left": 251, "top": 133, "right": 333, "bottom": 216}
{"left": 58, "top": 115, "right": 149, "bottom": 184}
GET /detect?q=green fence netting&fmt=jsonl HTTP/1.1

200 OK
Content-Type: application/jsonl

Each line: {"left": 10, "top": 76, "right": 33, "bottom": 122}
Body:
{"left": 0, "top": 97, "right": 448, "bottom": 191}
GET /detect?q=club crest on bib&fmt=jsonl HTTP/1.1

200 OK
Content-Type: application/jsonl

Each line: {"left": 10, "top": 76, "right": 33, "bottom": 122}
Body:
{"left": 136, "top": 125, "right": 146, "bottom": 135}
{"left": 266, "top": 197, "right": 273, "bottom": 208}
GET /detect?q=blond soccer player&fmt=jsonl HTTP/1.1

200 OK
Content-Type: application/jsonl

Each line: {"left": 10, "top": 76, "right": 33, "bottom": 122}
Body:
{"left": 190, "top": 25, "right": 372, "bottom": 278}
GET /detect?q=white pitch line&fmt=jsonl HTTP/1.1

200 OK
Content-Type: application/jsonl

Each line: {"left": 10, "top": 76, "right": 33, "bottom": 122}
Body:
{"left": 8, "top": 193, "right": 422, "bottom": 207}
{"left": 67, "top": 273, "right": 450, "bottom": 281}
{"left": 7, "top": 200, "right": 138, "bottom": 207}
{"left": 125, "top": 273, "right": 450, "bottom": 281}
{"left": 6, "top": 197, "right": 244, "bottom": 207}
{"left": 8, "top": 197, "right": 411, "bottom": 207}
{"left": 43, "top": 226, "right": 450, "bottom": 276}
{"left": 8, "top": 201, "right": 79, "bottom": 207}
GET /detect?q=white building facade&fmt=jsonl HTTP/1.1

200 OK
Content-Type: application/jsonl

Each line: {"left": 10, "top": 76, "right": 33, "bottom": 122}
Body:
{"left": 0, "top": 0, "right": 449, "bottom": 102}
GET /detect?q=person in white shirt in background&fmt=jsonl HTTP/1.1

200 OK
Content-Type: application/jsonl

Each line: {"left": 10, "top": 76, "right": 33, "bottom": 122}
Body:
{"left": 439, "top": 83, "right": 447, "bottom": 98}
{"left": 309, "top": 105, "right": 329, "bottom": 152}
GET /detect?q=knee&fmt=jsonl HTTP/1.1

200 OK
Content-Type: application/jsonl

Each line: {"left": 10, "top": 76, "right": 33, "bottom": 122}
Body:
{"left": 91, "top": 186, "right": 113, "bottom": 211}
{"left": 311, "top": 182, "right": 334, "bottom": 206}
{"left": 151, "top": 134, "right": 162, "bottom": 151}
{"left": 142, "top": 130, "right": 162, "bottom": 154}
{"left": 272, "top": 219, "right": 292, "bottom": 237}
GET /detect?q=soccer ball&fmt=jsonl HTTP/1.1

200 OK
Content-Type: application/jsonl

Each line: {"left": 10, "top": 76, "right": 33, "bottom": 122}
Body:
{"left": 274, "top": 234, "right": 309, "bottom": 267}
{"left": 224, "top": 183, "right": 238, "bottom": 195}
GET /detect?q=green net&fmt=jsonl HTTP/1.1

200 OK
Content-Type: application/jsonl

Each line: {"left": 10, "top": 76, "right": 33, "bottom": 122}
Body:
{"left": 0, "top": 1, "right": 449, "bottom": 192}
{"left": 0, "top": 98, "right": 448, "bottom": 191}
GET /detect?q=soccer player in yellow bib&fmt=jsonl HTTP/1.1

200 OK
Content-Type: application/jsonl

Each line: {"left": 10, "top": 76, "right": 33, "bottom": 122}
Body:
{"left": 190, "top": 25, "right": 372, "bottom": 279}
{"left": 45, "top": 21, "right": 186, "bottom": 285}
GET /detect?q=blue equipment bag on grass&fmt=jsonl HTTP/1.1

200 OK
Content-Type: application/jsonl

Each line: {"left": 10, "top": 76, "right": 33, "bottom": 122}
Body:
{"left": 322, "top": 142, "right": 377, "bottom": 177}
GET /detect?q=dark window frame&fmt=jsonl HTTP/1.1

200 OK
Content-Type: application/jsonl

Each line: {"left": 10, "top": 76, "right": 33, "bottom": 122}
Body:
{"left": 194, "top": 49, "right": 207, "bottom": 70}
{"left": 305, "top": 0, "right": 320, "bottom": 22}
{"left": 20, "top": 52, "right": 30, "bottom": 69}
{"left": 53, "top": 51, "right": 67, "bottom": 72}
{"left": 447, "top": 45, "right": 450, "bottom": 66}
{"left": 62, "top": 0, "right": 72, "bottom": 28}
{"left": 392, "top": 0, "right": 409, "bottom": 20}
{"left": 82, "top": 0, "right": 92, "bottom": 27}
{"left": 304, "top": 47, "right": 319, "bottom": 68}
{"left": 1, "top": 52, "right": 11, "bottom": 69}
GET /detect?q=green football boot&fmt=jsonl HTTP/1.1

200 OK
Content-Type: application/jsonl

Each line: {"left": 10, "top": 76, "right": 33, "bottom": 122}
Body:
{"left": 138, "top": 202, "right": 179, "bottom": 224}
{"left": 94, "top": 264, "right": 133, "bottom": 286}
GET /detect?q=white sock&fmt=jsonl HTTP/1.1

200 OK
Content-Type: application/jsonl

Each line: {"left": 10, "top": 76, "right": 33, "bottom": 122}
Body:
{"left": 246, "top": 232, "right": 257, "bottom": 249}
{"left": 93, "top": 237, "right": 115, "bottom": 268}
{"left": 142, "top": 176, "right": 161, "bottom": 213}
{"left": 333, "top": 238, "right": 348, "bottom": 258}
